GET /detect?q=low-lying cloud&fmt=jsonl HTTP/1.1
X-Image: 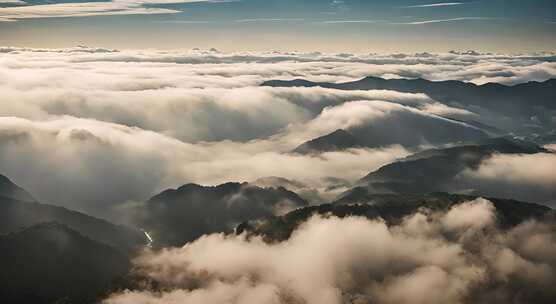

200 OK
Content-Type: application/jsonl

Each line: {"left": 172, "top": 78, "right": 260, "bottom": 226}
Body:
{"left": 1, "top": 47, "right": 555, "bottom": 85}
{"left": 459, "top": 153, "right": 556, "bottom": 206}
{"left": 0, "top": 47, "right": 554, "bottom": 217}
{"left": 0, "top": 116, "right": 408, "bottom": 218}
{"left": 0, "top": 84, "right": 445, "bottom": 143}
{"left": 104, "top": 199, "right": 556, "bottom": 304}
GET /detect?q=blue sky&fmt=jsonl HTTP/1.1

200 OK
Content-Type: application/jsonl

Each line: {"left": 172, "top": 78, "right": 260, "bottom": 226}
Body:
{"left": 1, "top": 0, "right": 555, "bottom": 51}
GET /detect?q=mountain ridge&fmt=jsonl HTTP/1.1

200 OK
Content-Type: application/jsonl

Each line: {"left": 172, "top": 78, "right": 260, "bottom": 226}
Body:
{"left": 262, "top": 76, "right": 556, "bottom": 135}
{"left": 0, "top": 174, "right": 146, "bottom": 254}
{"left": 237, "top": 192, "right": 555, "bottom": 242}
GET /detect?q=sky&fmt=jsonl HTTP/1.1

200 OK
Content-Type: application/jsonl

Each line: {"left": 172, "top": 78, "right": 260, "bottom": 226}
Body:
{"left": 0, "top": 0, "right": 555, "bottom": 52}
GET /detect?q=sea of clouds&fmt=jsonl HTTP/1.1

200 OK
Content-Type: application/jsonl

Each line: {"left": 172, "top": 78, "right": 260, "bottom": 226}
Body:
{"left": 1, "top": 47, "right": 555, "bottom": 217}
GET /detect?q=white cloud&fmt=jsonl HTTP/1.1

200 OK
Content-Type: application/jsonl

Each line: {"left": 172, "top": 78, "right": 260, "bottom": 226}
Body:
{"left": 400, "top": 2, "right": 464, "bottom": 9}
{"left": 3, "top": 47, "right": 552, "bottom": 85}
{"left": 320, "top": 20, "right": 380, "bottom": 24}
{"left": 393, "top": 17, "right": 494, "bottom": 25}
{"left": 420, "top": 102, "right": 476, "bottom": 118}
{"left": 441, "top": 197, "right": 496, "bottom": 233}
{"left": 459, "top": 153, "right": 556, "bottom": 206}
{"left": 464, "top": 153, "right": 556, "bottom": 188}
{"left": 0, "top": 0, "right": 25, "bottom": 4}
{"left": 235, "top": 18, "right": 304, "bottom": 23}
{"left": 0, "top": 48, "right": 554, "bottom": 215}
{"left": 0, "top": 116, "right": 408, "bottom": 218}
{"left": 103, "top": 199, "right": 556, "bottom": 304}
{"left": 0, "top": 0, "right": 232, "bottom": 21}
{"left": 152, "top": 20, "right": 212, "bottom": 24}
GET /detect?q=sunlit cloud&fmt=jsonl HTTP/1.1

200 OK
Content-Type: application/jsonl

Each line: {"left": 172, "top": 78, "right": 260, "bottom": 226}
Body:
{"left": 0, "top": 0, "right": 233, "bottom": 21}
{"left": 0, "top": 48, "right": 555, "bottom": 216}
{"left": 392, "top": 17, "right": 494, "bottom": 25}
{"left": 320, "top": 19, "right": 381, "bottom": 24}
{"left": 152, "top": 20, "right": 212, "bottom": 24}
{"left": 399, "top": 2, "right": 464, "bottom": 9}
{"left": 235, "top": 18, "right": 304, "bottom": 23}
{"left": 0, "top": 0, "right": 25, "bottom": 4}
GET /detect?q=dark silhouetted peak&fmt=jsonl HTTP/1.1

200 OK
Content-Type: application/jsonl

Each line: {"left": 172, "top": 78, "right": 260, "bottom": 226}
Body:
{"left": 137, "top": 182, "right": 308, "bottom": 247}
{"left": 293, "top": 129, "right": 363, "bottom": 154}
{"left": 0, "top": 174, "right": 35, "bottom": 202}
{"left": 261, "top": 79, "right": 319, "bottom": 87}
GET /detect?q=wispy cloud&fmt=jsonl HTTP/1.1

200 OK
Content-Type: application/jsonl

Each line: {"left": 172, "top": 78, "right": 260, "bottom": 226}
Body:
{"left": 0, "top": 0, "right": 234, "bottom": 21}
{"left": 235, "top": 18, "right": 304, "bottom": 23}
{"left": 320, "top": 20, "right": 380, "bottom": 24}
{"left": 0, "top": 0, "right": 26, "bottom": 4}
{"left": 399, "top": 2, "right": 464, "bottom": 8}
{"left": 330, "top": 0, "right": 349, "bottom": 12}
{"left": 152, "top": 20, "right": 212, "bottom": 24}
{"left": 392, "top": 17, "right": 493, "bottom": 25}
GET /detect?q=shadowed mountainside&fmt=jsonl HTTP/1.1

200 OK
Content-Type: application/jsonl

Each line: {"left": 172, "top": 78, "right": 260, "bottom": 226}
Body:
{"left": 292, "top": 129, "right": 364, "bottom": 154}
{"left": 0, "top": 222, "right": 130, "bottom": 304}
{"left": 0, "top": 175, "right": 35, "bottom": 203}
{"left": 134, "top": 182, "right": 309, "bottom": 247}
{"left": 295, "top": 107, "right": 489, "bottom": 150}
{"left": 0, "top": 174, "right": 146, "bottom": 254}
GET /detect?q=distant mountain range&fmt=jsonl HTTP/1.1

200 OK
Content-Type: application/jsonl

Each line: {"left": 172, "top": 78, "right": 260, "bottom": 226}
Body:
{"left": 263, "top": 76, "right": 556, "bottom": 137}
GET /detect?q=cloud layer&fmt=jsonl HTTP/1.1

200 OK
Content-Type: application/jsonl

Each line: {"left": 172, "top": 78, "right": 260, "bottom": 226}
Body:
{"left": 0, "top": 116, "right": 408, "bottom": 218}
{"left": 459, "top": 153, "right": 556, "bottom": 206}
{"left": 104, "top": 199, "right": 556, "bottom": 304}
{"left": 2, "top": 47, "right": 555, "bottom": 85}
{"left": 0, "top": 48, "right": 554, "bottom": 217}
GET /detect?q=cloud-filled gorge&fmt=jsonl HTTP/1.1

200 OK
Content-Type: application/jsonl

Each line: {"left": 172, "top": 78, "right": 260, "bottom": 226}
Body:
{"left": 1, "top": 47, "right": 555, "bottom": 304}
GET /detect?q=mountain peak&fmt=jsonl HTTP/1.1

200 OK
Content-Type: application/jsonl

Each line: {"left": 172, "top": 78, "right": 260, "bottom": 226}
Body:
{"left": 293, "top": 129, "right": 362, "bottom": 154}
{"left": 140, "top": 181, "right": 308, "bottom": 247}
